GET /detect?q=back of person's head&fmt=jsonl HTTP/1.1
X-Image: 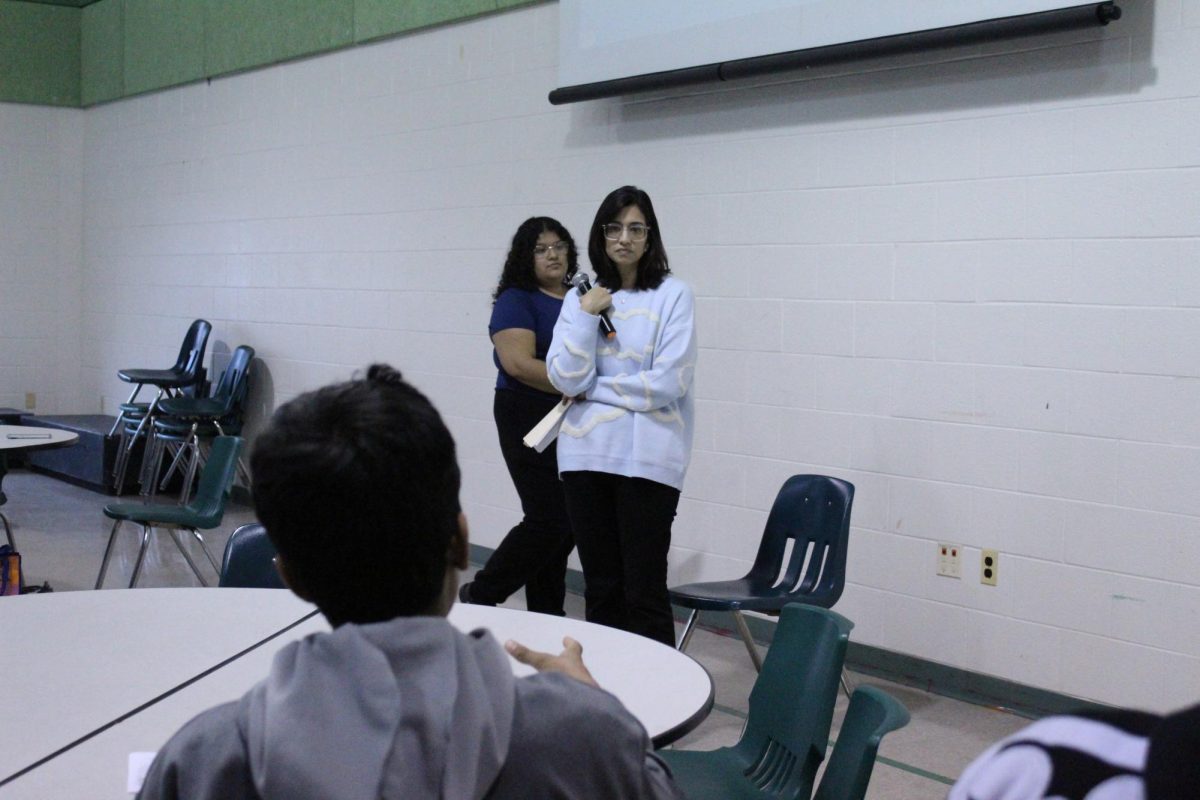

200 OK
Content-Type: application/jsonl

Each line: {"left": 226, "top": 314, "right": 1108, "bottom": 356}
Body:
{"left": 588, "top": 185, "right": 670, "bottom": 290}
{"left": 250, "top": 364, "right": 461, "bottom": 626}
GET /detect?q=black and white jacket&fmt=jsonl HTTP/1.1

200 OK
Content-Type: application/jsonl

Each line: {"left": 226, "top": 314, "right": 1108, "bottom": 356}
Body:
{"left": 949, "top": 703, "right": 1200, "bottom": 800}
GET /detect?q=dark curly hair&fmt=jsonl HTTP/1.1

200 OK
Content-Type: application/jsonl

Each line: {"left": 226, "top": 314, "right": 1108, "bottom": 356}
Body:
{"left": 588, "top": 186, "right": 670, "bottom": 291}
{"left": 492, "top": 216, "right": 578, "bottom": 302}
{"left": 250, "top": 363, "right": 462, "bottom": 626}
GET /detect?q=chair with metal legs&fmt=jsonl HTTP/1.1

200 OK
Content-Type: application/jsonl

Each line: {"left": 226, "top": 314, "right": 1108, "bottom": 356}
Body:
{"left": 109, "top": 319, "right": 211, "bottom": 494}
{"left": 670, "top": 474, "right": 855, "bottom": 695}
{"left": 95, "top": 436, "right": 243, "bottom": 589}
{"left": 143, "top": 345, "right": 255, "bottom": 502}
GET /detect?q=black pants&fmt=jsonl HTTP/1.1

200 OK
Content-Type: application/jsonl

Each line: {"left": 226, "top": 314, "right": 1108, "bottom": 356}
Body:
{"left": 561, "top": 470, "right": 680, "bottom": 646}
{"left": 471, "top": 389, "right": 574, "bottom": 615}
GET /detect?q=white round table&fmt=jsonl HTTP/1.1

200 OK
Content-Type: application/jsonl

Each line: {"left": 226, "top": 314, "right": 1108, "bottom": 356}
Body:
{"left": 0, "top": 588, "right": 713, "bottom": 798}
{"left": 0, "top": 424, "right": 79, "bottom": 549}
{"left": 0, "top": 425, "right": 79, "bottom": 453}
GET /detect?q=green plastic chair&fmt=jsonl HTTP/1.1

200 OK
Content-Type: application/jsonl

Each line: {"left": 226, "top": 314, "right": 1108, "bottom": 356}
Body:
{"left": 813, "top": 687, "right": 910, "bottom": 800}
{"left": 661, "top": 604, "right": 854, "bottom": 800}
{"left": 146, "top": 345, "right": 256, "bottom": 501}
{"left": 670, "top": 475, "right": 855, "bottom": 696}
{"left": 95, "top": 436, "right": 243, "bottom": 589}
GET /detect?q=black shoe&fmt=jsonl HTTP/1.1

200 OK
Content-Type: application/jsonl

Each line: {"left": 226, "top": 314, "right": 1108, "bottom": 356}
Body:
{"left": 457, "top": 581, "right": 495, "bottom": 606}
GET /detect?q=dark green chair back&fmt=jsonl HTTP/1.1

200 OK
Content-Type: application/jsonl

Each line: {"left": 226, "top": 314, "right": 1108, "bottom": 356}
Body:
{"left": 736, "top": 604, "right": 854, "bottom": 796}
{"left": 188, "top": 435, "right": 242, "bottom": 526}
{"left": 671, "top": 475, "right": 854, "bottom": 615}
{"left": 812, "top": 687, "right": 910, "bottom": 800}
{"left": 746, "top": 475, "right": 853, "bottom": 607}
{"left": 175, "top": 318, "right": 212, "bottom": 387}
{"left": 209, "top": 345, "right": 255, "bottom": 422}
{"left": 661, "top": 604, "right": 854, "bottom": 800}
{"left": 219, "top": 523, "right": 285, "bottom": 589}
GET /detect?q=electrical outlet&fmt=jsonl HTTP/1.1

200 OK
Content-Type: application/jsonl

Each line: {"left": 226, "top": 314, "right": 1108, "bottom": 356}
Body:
{"left": 25, "top": 392, "right": 36, "bottom": 410}
{"left": 981, "top": 548, "right": 999, "bottom": 586}
{"left": 936, "top": 542, "right": 961, "bottom": 578}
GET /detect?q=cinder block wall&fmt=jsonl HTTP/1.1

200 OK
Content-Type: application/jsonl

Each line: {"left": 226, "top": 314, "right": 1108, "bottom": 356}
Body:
{"left": 0, "top": 103, "right": 82, "bottom": 414}
{"left": 4, "top": 0, "right": 1200, "bottom": 710}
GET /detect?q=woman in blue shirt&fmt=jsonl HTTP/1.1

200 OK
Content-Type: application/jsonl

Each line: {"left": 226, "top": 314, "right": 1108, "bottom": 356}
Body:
{"left": 459, "top": 217, "right": 578, "bottom": 615}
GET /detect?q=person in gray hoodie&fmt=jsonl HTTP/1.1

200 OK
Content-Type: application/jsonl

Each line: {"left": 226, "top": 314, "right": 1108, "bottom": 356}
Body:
{"left": 137, "top": 363, "right": 684, "bottom": 800}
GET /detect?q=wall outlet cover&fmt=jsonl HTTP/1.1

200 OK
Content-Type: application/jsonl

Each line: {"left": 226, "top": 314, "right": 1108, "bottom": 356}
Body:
{"left": 981, "top": 548, "right": 999, "bottom": 586}
{"left": 937, "top": 542, "right": 962, "bottom": 579}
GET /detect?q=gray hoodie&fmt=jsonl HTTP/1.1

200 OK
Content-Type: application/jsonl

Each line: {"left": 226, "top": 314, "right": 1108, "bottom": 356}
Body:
{"left": 139, "top": 616, "right": 683, "bottom": 800}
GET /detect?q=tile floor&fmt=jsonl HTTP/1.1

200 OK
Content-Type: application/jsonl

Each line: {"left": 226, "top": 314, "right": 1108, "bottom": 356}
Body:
{"left": 3, "top": 466, "right": 1031, "bottom": 799}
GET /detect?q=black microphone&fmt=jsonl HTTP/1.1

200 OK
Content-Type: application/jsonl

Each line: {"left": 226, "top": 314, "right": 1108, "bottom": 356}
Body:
{"left": 570, "top": 274, "right": 616, "bottom": 340}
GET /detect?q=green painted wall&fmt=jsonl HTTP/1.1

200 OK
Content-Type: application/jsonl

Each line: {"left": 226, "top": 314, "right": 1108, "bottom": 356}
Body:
{"left": 1, "top": 0, "right": 544, "bottom": 108}
{"left": 80, "top": 0, "right": 123, "bottom": 105}
{"left": 205, "top": 0, "right": 355, "bottom": 78}
{"left": 0, "top": 2, "right": 80, "bottom": 106}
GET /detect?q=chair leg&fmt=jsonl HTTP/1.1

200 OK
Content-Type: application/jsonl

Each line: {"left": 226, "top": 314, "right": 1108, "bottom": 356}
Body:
{"left": 114, "top": 389, "right": 164, "bottom": 494}
{"left": 1, "top": 511, "right": 15, "bottom": 550}
{"left": 168, "top": 529, "right": 210, "bottom": 587}
{"left": 95, "top": 518, "right": 123, "bottom": 589}
{"left": 677, "top": 609, "right": 700, "bottom": 651}
{"left": 732, "top": 610, "right": 764, "bottom": 673}
{"left": 108, "top": 383, "right": 143, "bottom": 437}
{"left": 840, "top": 671, "right": 852, "bottom": 698}
{"left": 235, "top": 457, "right": 251, "bottom": 489}
{"left": 188, "top": 528, "right": 222, "bottom": 576}
{"left": 156, "top": 441, "right": 185, "bottom": 493}
{"left": 180, "top": 438, "right": 201, "bottom": 505}
{"left": 112, "top": 423, "right": 141, "bottom": 495}
{"left": 128, "top": 524, "right": 153, "bottom": 588}
{"left": 110, "top": 428, "right": 132, "bottom": 490}
{"left": 141, "top": 428, "right": 166, "bottom": 498}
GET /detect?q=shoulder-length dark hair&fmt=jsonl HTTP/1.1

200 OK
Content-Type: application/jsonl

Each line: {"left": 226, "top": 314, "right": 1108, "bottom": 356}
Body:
{"left": 587, "top": 185, "right": 670, "bottom": 291}
{"left": 492, "top": 216, "right": 578, "bottom": 303}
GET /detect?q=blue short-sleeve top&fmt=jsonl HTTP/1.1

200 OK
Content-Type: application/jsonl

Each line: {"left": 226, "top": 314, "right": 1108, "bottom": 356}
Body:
{"left": 489, "top": 288, "right": 563, "bottom": 396}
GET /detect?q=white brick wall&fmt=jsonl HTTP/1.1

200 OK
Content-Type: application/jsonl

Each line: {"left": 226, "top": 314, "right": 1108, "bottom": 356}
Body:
{"left": 0, "top": 104, "right": 83, "bottom": 414}
{"left": 4, "top": 0, "right": 1200, "bottom": 710}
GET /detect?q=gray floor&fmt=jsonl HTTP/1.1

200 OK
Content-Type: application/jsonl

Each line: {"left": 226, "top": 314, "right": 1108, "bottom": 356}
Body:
{"left": 3, "top": 466, "right": 1030, "bottom": 798}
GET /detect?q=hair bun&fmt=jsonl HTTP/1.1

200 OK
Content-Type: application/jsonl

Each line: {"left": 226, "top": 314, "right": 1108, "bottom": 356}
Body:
{"left": 366, "top": 363, "right": 405, "bottom": 385}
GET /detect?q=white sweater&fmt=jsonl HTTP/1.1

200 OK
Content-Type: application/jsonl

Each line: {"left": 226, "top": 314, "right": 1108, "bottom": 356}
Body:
{"left": 547, "top": 275, "right": 697, "bottom": 491}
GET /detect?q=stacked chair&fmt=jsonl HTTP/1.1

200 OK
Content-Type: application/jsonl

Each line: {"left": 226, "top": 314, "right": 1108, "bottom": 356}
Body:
{"left": 96, "top": 436, "right": 244, "bottom": 589}
{"left": 110, "top": 319, "right": 212, "bottom": 494}
{"left": 661, "top": 604, "right": 909, "bottom": 800}
{"left": 143, "top": 345, "right": 255, "bottom": 502}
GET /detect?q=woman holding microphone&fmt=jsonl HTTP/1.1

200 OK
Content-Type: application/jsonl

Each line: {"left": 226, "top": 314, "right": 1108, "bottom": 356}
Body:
{"left": 459, "top": 217, "right": 578, "bottom": 615}
{"left": 547, "top": 186, "right": 697, "bottom": 645}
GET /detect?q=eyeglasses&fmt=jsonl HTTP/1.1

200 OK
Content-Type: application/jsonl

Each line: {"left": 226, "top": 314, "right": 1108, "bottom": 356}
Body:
{"left": 533, "top": 241, "right": 569, "bottom": 257}
{"left": 601, "top": 223, "right": 650, "bottom": 242}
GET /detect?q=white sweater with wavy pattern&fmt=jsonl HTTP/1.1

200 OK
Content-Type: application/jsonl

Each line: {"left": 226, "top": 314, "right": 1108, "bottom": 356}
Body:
{"left": 547, "top": 275, "right": 697, "bottom": 491}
